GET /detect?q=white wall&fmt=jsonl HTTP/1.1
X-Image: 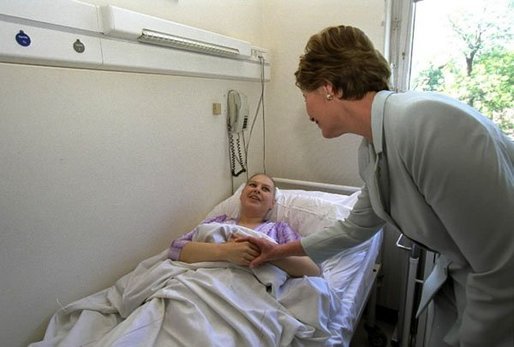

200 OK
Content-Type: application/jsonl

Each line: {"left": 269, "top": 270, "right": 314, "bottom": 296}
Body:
{"left": 0, "top": 1, "right": 387, "bottom": 346}
{"left": 0, "top": 63, "right": 266, "bottom": 347}
{"left": 262, "top": 0, "right": 386, "bottom": 187}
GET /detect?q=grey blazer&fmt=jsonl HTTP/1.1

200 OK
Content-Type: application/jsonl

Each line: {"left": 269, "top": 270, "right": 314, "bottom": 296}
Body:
{"left": 302, "top": 91, "right": 514, "bottom": 347}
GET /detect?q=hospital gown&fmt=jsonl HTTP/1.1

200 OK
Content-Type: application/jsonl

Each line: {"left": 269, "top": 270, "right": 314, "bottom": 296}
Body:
{"left": 168, "top": 215, "right": 301, "bottom": 260}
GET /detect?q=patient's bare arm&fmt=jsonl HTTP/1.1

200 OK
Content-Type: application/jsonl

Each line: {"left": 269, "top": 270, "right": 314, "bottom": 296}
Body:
{"left": 179, "top": 240, "right": 260, "bottom": 266}
{"left": 180, "top": 238, "right": 320, "bottom": 277}
{"left": 271, "top": 256, "right": 321, "bottom": 277}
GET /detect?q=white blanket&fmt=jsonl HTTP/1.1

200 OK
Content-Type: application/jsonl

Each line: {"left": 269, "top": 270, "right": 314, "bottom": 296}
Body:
{"left": 30, "top": 225, "right": 345, "bottom": 347}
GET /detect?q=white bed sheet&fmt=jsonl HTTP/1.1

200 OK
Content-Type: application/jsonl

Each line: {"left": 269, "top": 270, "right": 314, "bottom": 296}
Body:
{"left": 30, "top": 187, "right": 382, "bottom": 347}
{"left": 283, "top": 188, "right": 383, "bottom": 345}
{"left": 324, "top": 230, "right": 383, "bottom": 345}
{"left": 209, "top": 185, "right": 383, "bottom": 345}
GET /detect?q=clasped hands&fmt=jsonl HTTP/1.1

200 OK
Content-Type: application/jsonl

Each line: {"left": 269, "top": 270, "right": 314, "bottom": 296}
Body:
{"left": 224, "top": 235, "right": 277, "bottom": 267}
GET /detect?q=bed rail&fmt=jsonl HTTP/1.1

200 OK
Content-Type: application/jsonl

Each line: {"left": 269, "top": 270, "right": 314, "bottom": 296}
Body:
{"left": 273, "top": 177, "right": 361, "bottom": 195}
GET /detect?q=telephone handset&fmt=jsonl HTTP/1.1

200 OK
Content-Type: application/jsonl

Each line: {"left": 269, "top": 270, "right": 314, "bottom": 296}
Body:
{"left": 227, "top": 90, "right": 249, "bottom": 133}
{"left": 227, "top": 90, "right": 248, "bottom": 177}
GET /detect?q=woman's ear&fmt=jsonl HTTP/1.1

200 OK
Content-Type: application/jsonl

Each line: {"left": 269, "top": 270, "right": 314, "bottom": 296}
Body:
{"left": 323, "top": 82, "right": 336, "bottom": 93}
{"left": 323, "top": 83, "right": 342, "bottom": 99}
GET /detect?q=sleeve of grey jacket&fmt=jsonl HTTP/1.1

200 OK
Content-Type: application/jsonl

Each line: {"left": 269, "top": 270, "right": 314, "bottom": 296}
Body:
{"left": 300, "top": 183, "right": 385, "bottom": 264}
{"left": 399, "top": 96, "right": 514, "bottom": 347}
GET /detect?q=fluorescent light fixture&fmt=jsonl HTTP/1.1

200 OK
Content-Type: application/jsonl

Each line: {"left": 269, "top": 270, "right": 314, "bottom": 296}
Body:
{"left": 138, "top": 29, "right": 240, "bottom": 57}
{"left": 101, "top": 5, "right": 252, "bottom": 59}
{"left": 0, "top": 2, "right": 270, "bottom": 80}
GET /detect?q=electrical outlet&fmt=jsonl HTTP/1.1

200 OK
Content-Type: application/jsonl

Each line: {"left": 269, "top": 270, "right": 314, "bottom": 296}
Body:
{"left": 212, "top": 102, "right": 222, "bottom": 115}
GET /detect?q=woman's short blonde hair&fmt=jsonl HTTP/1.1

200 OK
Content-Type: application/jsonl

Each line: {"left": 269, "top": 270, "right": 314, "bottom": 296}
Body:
{"left": 295, "top": 25, "right": 391, "bottom": 100}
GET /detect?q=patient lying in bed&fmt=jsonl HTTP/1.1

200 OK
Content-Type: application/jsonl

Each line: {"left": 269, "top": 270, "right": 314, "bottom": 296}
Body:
{"left": 30, "top": 174, "right": 348, "bottom": 347}
{"left": 168, "top": 173, "right": 320, "bottom": 277}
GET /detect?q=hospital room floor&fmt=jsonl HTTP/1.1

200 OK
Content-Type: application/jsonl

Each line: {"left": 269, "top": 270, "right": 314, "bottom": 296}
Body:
{"left": 350, "top": 306, "right": 396, "bottom": 347}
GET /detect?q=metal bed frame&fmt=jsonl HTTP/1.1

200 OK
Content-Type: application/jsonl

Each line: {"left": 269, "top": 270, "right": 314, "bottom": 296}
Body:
{"left": 392, "top": 235, "right": 435, "bottom": 347}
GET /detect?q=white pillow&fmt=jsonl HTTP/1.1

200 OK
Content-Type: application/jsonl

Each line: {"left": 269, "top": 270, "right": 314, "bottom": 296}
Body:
{"left": 206, "top": 183, "right": 246, "bottom": 220}
{"left": 207, "top": 184, "right": 361, "bottom": 237}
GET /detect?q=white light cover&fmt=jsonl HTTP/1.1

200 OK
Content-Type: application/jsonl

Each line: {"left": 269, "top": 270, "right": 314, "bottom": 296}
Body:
{"left": 101, "top": 5, "right": 252, "bottom": 58}
{"left": 139, "top": 29, "right": 240, "bottom": 57}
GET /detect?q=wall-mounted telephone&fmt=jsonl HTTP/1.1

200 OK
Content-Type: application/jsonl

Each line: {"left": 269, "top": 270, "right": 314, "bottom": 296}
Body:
{"left": 227, "top": 90, "right": 249, "bottom": 133}
{"left": 227, "top": 90, "right": 248, "bottom": 177}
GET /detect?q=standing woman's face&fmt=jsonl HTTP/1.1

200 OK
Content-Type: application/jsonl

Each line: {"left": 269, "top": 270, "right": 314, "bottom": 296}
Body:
{"left": 302, "top": 87, "right": 346, "bottom": 139}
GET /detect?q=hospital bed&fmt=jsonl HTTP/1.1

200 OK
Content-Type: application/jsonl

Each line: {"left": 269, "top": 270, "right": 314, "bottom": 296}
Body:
{"left": 30, "top": 181, "right": 383, "bottom": 347}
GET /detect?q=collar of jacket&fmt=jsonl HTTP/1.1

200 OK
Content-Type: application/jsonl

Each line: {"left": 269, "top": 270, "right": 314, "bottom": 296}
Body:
{"left": 371, "top": 90, "right": 394, "bottom": 154}
{"left": 363, "top": 90, "right": 398, "bottom": 229}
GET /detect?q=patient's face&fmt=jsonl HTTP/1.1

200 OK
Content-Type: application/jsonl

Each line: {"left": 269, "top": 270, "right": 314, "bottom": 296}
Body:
{"left": 240, "top": 175, "right": 276, "bottom": 219}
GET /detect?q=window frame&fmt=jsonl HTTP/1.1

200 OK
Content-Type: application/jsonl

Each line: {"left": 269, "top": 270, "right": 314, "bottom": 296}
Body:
{"left": 384, "top": 0, "right": 420, "bottom": 92}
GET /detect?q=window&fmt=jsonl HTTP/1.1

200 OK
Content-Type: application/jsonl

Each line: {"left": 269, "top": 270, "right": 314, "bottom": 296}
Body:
{"left": 408, "top": 0, "right": 514, "bottom": 139}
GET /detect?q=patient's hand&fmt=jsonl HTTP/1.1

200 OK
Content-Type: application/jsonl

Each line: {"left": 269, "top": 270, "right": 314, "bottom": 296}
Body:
{"left": 236, "top": 236, "right": 278, "bottom": 267}
{"left": 179, "top": 238, "right": 260, "bottom": 265}
{"left": 227, "top": 235, "right": 240, "bottom": 243}
{"left": 237, "top": 237, "right": 320, "bottom": 277}
{"left": 222, "top": 236, "right": 260, "bottom": 266}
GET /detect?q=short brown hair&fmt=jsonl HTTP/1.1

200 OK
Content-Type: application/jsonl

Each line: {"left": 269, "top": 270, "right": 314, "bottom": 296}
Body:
{"left": 295, "top": 25, "right": 391, "bottom": 100}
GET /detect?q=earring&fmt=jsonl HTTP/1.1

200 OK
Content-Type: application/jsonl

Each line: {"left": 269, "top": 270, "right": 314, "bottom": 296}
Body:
{"left": 326, "top": 94, "right": 334, "bottom": 101}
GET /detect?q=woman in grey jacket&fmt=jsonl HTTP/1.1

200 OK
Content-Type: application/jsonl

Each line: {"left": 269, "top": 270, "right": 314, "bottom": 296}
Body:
{"left": 243, "top": 26, "right": 514, "bottom": 347}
